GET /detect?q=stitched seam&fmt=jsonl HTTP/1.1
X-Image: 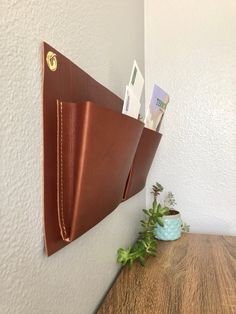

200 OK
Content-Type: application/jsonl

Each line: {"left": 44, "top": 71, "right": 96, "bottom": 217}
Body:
{"left": 57, "top": 101, "right": 70, "bottom": 242}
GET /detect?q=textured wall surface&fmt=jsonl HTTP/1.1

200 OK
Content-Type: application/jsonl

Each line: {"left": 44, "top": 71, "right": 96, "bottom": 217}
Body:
{"left": 0, "top": 1, "right": 144, "bottom": 313}
{"left": 145, "top": 0, "right": 236, "bottom": 235}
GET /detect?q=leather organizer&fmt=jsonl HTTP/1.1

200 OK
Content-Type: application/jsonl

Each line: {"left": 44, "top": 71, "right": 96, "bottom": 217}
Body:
{"left": 43, "top": 42, "right": 162, "bottom": 255}
{"left": 123, "top": 128, "right": 162, "bottom": 200}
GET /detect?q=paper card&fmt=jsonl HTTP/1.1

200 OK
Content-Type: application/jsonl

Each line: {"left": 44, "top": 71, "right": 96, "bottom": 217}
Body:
{"left": 122, "top": 85, "right": 142, "bottom": 119}
{"left": 149, "top": 84, "right": 169, "bottom": 113}
{"left": 145, "top": 107, "right": 163, "bottom": 131}
{"left": 128, "top": 60, "right": 144, "bottom": 101}
{"left": 145, "top": 84, "right": 169, "bottom": 131}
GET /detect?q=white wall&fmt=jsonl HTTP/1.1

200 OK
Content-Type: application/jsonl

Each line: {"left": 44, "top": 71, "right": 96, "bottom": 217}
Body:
{"left": 145, "top": 0, "right": 236, "bottom": 235}
{"left": 0, "top": 1, "right": 144, "bottom": 313}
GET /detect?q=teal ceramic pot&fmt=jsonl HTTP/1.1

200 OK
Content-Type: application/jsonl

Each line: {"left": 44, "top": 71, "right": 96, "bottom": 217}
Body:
{"left": 154, "top": 210, "right": 182, "bottom": 241}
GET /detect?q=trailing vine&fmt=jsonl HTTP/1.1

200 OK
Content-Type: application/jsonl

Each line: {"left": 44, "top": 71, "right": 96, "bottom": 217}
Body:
{"left": 117, "top": 182, "right": 169, "bottom": 267}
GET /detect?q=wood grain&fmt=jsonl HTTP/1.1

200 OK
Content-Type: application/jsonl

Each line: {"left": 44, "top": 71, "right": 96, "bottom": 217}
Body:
{"left": 97, "top": 233, "right": 236, "bottom": 314}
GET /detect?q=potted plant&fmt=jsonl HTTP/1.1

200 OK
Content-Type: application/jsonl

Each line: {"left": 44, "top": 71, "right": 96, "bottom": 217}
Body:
{"left": 154, "top": 191, "right": 182, "bottom": 241}
{"left": 117, "top": 182, "right": 189, "bottom": 267}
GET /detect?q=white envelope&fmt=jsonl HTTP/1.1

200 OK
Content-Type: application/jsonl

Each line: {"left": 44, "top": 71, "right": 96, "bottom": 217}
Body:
{"left": 145, "top": 107, "right": 163, "bottom": 131}
{"left": 122, "top": 85, "right": 142, "bottom": 119}
{"left": 128, "top": 60, "right": 144, "bottom": 101}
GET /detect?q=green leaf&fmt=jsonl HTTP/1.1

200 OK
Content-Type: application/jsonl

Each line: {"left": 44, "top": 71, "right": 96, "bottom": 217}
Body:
{"left": 143, "top": 209, "right": 151, "bottom": 216}
{"left": 128, "top": 259, "right": 134, "bottom": 268}
{"left": 159, "top": 207, "right": 169, "bottom": 216}
{"left": 181, "top": 222, "right": 190, "bottom": 232}
{"left": 149, "top": 207, "right": 154, "bottom": 215}
{"left": 148, "top": 251, "right": 157, "bottom": 256}
{"left": 139, "top": 256, "right": 145, "bottom": 266}
{"left": 140, "top": 220, "right": 148, "bottom": 228}
{"left": 117, "top": 247, "right": 133, "bottom": 265}
{"left": 157, "top": 217, "right": 164, "bottom": 227}
{"left": 152, "top": 199, "right": 158, "bottom": 211}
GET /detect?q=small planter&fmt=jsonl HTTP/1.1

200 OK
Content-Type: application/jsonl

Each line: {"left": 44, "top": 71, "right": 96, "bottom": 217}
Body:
{"left": 154, "top": 209, "right": 182, "bottom": 241}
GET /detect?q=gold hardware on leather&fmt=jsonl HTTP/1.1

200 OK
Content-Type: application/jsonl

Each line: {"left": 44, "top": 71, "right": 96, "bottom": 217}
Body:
{"left": 46, "top": 51, "right": 57, "bottom": 71}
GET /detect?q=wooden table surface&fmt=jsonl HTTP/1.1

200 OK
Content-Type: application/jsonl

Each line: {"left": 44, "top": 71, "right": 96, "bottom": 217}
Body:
{"left": 97, "top": 233, "right": 236, "bottom": 314}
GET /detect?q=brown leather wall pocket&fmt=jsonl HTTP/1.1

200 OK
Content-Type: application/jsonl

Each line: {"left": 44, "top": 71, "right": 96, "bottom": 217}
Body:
{"left": 43, "top": 42, "right": 161, "bottom": 256}
{"left": 43, "top": 42, "right": 145, "bottom": 255}
{"left": 123, "top": 128, "right": 162, "bottom": 200}
{"left": 56, "top": 100, "right": 143, "bottom": 243}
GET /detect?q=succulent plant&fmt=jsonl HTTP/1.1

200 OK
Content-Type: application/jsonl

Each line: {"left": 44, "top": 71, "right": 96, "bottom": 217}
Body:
{"left": 117, "top": 183, "right": 190, "bottom": 267}
{"left": 151, "top": 182, "right": 163, "bottom": 201}
{"left": 164, "top": 192, "right": 177, "bottom": 209}
{"left": 117, "top": 183, "right": 168, "bottom": 267}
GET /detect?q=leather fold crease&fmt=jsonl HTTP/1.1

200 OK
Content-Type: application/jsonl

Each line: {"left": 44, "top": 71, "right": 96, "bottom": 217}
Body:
{"left": 123, "top": 128, "right": 162, "bottom": 200}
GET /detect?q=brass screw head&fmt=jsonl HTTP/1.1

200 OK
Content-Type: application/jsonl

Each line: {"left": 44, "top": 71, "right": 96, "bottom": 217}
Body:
{"left": 46, "top": 51, "right": 57, "bottom": 71}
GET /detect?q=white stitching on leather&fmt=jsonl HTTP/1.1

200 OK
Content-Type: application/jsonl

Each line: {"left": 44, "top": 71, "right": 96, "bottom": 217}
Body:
{"left": 57, "top": 101, "right": 70, "bottom": 242}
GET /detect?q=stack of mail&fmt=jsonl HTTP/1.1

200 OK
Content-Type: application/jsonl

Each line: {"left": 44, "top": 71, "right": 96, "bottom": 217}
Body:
{"left": 122, "top": 61, "right": 169, "bottom": 132}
